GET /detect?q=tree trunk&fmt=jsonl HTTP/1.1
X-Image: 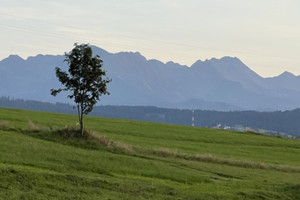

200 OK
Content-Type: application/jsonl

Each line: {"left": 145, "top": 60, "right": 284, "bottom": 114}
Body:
{"left": 80, "top": 116, "right": 83, "bottom": 135}
{"left": 80, "top": 103, "right": 84, "bottom": 135}
{"left": 77, "top": 104, "right": 80, "bottom": 126}
{"left": 77, "top": 103, "right": 84, "bottom": 136}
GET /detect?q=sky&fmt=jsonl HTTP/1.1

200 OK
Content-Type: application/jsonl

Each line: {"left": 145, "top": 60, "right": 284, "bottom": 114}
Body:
{"left": 0, "top": 0, "right": 299, "bottom": 77}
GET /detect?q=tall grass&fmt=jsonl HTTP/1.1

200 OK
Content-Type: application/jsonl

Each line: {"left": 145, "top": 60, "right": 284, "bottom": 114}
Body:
{"left": 28, "top": 120, "right": 40, "bottom": 132}
{"left": 0, "top": 120, "right": 8, "bottom": 129}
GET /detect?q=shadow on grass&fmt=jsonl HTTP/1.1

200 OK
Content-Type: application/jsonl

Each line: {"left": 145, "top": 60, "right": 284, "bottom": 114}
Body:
{"left": 0, "top": 121, "right": 135, "bottom": 155}
{"left": 26, "top": 127, "right": 134, "bottom": 154}
{"left": 280, "top": 184, "right": 300, "bottom": 199}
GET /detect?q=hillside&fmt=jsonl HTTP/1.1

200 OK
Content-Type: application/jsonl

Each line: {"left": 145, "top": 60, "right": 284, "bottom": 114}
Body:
{"left": 0, "top": 108, "right": 299, "bottom": 199}
{"left": 1, "top": 46, "right": 300, "bottom": 111}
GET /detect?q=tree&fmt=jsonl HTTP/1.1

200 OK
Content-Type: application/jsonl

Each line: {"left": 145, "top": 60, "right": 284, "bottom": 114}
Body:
{"left": 51, "top": 43, "right": 111, "bottom": 135}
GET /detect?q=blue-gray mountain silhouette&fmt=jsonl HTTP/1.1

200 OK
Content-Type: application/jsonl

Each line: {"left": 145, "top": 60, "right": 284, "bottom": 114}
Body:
{"left": 1, "top": 46, "right": 299, "bottom": 111}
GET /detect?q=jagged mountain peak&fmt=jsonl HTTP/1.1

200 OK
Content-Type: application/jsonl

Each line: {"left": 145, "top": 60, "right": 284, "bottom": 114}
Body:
{"left": 1, "top": 54, "right": 24, "bottom": 64}
{"left": 190, "top": 56, "right": 262, "bottom": 84}
{"left": 8, "top": 54, "right": 24, "bottom": 60}
{"left": 25, "top": 54, "right": 64, "bottom": 63}
{"left": 191, "top": 56, "right": 244, "bottom": 69}
{"left": 277, "top": 71, "right": 296, "bottom": 78}
{"left": 91, "top": 45, "right": 110, "bottom": 57}
{"left": 219, "top": 56, "right": 241, "bottom": 61}
{"left": 165, "top": 61, "right": 188, "bottom": 68}
{"left": 114, "top": 51, "right": 147, "bottom": 63}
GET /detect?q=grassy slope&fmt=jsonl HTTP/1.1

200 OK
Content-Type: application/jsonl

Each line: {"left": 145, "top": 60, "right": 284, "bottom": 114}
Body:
{"left": 0, "top": 107, "right": 299, "bottom": 200}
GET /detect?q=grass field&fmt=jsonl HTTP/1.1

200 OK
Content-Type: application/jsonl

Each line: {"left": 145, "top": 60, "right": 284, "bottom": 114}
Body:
{"left": 0, "top": 107, "right": 299, "bottom": 199}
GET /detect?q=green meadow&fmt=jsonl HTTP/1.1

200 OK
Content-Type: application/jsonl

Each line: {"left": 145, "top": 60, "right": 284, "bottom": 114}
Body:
{"left": 0, "top": 107, "right": 299, "bottom": 199}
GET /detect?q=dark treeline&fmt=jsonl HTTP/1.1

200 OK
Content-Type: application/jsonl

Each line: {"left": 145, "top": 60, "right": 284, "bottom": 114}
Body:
{"left": 1, "top": 97, "right": 300, "bottom": 137}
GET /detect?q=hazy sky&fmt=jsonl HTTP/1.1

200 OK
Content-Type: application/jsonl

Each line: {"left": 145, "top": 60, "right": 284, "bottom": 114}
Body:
{"left": 1, "top": 0, "right": 299, "bottom": 77}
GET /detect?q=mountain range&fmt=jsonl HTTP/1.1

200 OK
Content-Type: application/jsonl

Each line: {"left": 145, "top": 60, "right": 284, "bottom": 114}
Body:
{"left": 1, "top": 45, "right": 300, "bottom": 111}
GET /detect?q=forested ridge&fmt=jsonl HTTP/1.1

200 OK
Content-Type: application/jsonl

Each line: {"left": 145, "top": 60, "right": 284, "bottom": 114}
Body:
{"left": 1, "top": 97, "right": 299, "bottom": 137}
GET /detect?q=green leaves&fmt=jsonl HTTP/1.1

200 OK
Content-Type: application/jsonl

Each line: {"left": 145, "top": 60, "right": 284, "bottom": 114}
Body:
{"left": 50, "top": 43, "right": 111, "bottom": 133}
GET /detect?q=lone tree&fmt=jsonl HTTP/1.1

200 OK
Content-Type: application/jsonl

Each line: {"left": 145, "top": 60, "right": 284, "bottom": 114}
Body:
{"left": 51, "top": 43, "right": 111, "bottom": 135}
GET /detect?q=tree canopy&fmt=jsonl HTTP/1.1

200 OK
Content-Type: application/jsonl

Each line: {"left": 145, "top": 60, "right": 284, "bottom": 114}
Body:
{"left": 51, "top": 43, "right": 111, "bottom": 134}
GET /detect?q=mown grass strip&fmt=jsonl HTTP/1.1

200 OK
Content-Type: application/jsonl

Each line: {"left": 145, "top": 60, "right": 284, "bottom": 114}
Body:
{"left": 152, "top": 148, "right": 300, "bottom": 172}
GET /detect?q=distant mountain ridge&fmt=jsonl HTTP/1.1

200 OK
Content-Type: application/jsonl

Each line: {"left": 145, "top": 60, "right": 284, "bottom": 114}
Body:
{"left": 1, "top": 45, "right": 300, "bottom": 111}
